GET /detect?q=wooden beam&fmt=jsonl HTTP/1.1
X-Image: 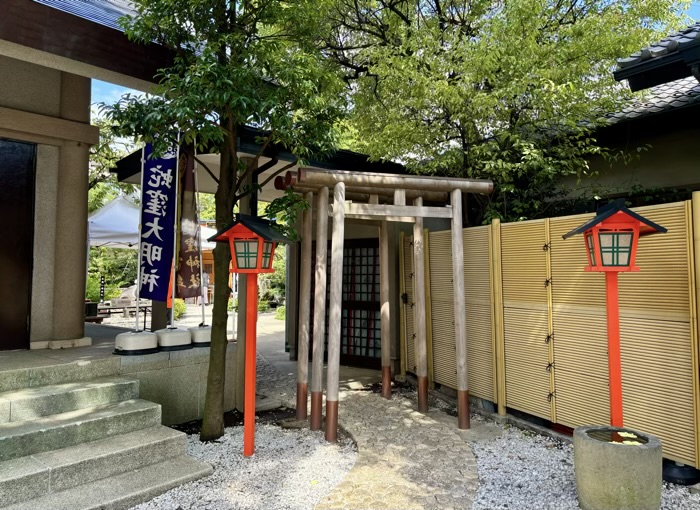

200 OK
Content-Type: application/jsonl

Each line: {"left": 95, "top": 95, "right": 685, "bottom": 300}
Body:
{"left": 413, "top": 197, "right": 429, "bottom": 413}
{"left": 298, "top": 167, "right": 493, "bottom": 194}
{"left": 329, "top": 203, "right": 452, "bottom": 222}
{"left": 295, "top": 191, "right": 313, "bottom": 421}
{"left": 309, "top": 187, "right": 329, "bottom": 431}
{"left": 451, "top": 189, "right": 470, "bottom": 429}
{"left": 325, "top": 182, "right": 345, "bottom": 442}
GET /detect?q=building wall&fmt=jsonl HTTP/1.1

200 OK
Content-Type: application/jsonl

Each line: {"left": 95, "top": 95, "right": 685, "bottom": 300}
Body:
{"left": 0, "top": 54, "right": 98, "bottom": 348}
{"left": 561, "top": 109, "right": 700, "bottom": 197}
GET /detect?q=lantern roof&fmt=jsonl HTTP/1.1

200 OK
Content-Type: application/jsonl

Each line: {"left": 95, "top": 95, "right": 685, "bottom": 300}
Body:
{"left": 208, "top": 214, "right": 292, "bottom": 244}
{"left": 562, "top": 199, "right": 667, "bottom": 240}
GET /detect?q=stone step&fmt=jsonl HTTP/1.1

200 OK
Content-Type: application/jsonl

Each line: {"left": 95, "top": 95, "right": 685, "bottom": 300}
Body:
{"left": 3, "top": 454, "right": 213, "bottom": 510}
{"left": 0, "top": 399, "right": 161, "bottom": 462}
{"left": 0, "top": 376, "right": 139, "bottom": 424}
{"left": 0, "top": 425, "right": 185, "bottom": 507}
{"left": 0, "top": 357, "right": 120, "bottom": 393}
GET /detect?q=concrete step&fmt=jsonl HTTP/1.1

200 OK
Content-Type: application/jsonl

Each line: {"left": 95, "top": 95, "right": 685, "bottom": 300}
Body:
{"left": 0, "top": 426, "right": 185, "bottom": 507}
{"left": 0, "top": 376, "right": 139, "bottom": 424}
{"left": 0, "top": 357, "right": 120, "bottom": 393}
{"left": 0, "top": 399, "right": 161, "bottom": 462}
{"left": 3, "top": 455, "right": 213, "bottom": 510}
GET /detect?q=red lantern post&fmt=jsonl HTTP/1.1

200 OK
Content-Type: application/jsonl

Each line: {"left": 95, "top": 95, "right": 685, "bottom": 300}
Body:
{"left": 209, "top": 215, "right": 290, "bottom": 456}
{"left": 564, "top": 200, "right": 666, "bottom": 427}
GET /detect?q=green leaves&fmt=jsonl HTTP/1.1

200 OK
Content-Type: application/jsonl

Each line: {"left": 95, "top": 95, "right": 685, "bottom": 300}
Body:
{"left": 329, "top": 0, "right": 688, "bottom": 223}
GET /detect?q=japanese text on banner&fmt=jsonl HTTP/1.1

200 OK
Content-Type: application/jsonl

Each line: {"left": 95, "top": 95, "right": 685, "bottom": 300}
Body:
{"left": 139, "top": 142, "right": 177, "bottom": 301}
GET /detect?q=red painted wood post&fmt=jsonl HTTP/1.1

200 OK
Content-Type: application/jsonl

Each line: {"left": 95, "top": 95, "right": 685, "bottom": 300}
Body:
{"left": 243, "top": 274, "right": 258, "bottom": 456}
{"left": 605, "top": 271, "right": 624, "bottom": 427}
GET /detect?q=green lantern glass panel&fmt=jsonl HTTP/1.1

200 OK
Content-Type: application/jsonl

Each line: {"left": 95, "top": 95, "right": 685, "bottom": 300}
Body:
{"left": 234, "top": 240, "right": 259, "bottom": 269}
{"left": 598, "top": 231, "right": 633, "bottom": 267}
{"left": 262, "top": 241, "right": 274, "bottom": 269}
{"left": 585, "top": 233, "right": 596, "bottom": 266}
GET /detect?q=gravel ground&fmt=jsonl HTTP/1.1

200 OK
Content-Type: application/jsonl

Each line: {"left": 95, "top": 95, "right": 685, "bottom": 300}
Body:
{"left": 130, "top": 424, "right": 357, "bottom": 510}
{"left": 470, "top": 416, "right": 700, "bottom": 510}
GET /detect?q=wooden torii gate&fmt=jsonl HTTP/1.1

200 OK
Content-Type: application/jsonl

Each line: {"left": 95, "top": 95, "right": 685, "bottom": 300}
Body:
{"left": 280, "top": 168, "right": 493, "bottom": 441}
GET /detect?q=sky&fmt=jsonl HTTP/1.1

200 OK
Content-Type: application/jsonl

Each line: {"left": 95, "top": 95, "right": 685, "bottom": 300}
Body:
{"left": 91, "top": 2, "right": 700, "bottom": 116}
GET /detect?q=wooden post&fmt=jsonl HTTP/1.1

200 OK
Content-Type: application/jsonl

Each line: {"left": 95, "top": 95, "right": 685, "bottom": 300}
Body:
{"left": 325, "top": 182, "right": 345, "bottom": 442}
{"left": 413, "top": 196, "right": 429, "bottom": 413}
{"left": 296, "top": 191, "right": 313, "bottom": 421}
{"left": 310, "top": 187, "right": 329, "bottom": 431}
{"left": 380, "top": 219, "right": 391, "bottom": 399}
{"left": 451, "top": 189, "right": 470, "bottom": 429}
{"left": 605, "top": 271, "right": 624, "bottom": 427}
{"left": 243, "top": 273, "right": 258, "bottom": 456}
{"left": 491, "top": 219, "right": 507, "bottom": 416}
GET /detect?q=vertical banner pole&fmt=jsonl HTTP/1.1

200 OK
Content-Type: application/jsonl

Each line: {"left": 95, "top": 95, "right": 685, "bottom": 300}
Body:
{"left": 169, "top": 134, "right": 181, "bottom": 328}
{"left": 243, "top": 273, "right": 258, "bottom": 456}
{"left": 193, "top": 146, "right": 207, "bottom": 326}
{"left": 134, "top": 146, "right": 146, "bottom": 331}
{"left": 605, "top": 271, "right": 624, "bottom": 427}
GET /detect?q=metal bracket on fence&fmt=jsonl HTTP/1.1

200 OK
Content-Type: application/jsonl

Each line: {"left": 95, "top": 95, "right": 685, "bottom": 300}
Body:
{"left": 546, "top": 362, "right": 555, "bottom": 372}
{"left": 544, "top": 278, "right": 552, "bottom": 288}
{"left": 545, "top": 333, "right": 554, "bottom": 344}
{"left": 543, "top": 242, "right": 551, "bottom": 251}
{"left": 548, "top": 392, "right": 556, "bottom": 402}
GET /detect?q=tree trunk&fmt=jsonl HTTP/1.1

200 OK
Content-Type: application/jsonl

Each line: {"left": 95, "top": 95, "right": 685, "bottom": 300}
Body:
{"left": 200, "top": 120, "right": 237, "bottom": 441}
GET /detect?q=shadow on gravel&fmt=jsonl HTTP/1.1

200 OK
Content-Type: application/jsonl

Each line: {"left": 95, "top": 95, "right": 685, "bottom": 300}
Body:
{"left": 171, "top": 406, "right": 298, "bottom": 436}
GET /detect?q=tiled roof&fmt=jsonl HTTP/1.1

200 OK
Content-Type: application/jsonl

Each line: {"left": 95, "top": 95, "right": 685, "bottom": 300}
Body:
{"left": 33, "top": 0, "right": 136, "bottom": 32}
{"left": 616, "top": 23, "right": 700, "bottom": 70}
{"left": 606, "top": 76, "right": 700, "bottom": 124}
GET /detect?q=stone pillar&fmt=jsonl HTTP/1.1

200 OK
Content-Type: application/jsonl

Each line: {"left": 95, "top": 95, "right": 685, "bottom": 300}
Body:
{"left": 51, "top": 72, "right": 91, "bottom": 344}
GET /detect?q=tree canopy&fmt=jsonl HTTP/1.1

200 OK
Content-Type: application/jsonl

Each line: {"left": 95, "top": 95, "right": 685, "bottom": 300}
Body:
{"left": 103, "top": 0, "right": 346, "bottom": 440}
{"left": 325, "top": 0, "right": 689, "bottom": 222}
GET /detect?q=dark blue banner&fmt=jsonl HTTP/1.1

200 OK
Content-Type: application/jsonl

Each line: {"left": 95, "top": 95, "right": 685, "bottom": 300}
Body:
{"left": 138, "top": 141, "right": 178, "bottom": 301}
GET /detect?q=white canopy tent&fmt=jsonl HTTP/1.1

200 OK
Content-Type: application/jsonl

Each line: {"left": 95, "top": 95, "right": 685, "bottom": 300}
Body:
{"left": 88, "top": 196, "right": 140, "bottom": 248}
{"left": 88, "top": 196, "right": 217, "bottom": 249}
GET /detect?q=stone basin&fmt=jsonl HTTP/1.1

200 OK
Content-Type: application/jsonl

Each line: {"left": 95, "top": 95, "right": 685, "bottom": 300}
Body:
{"left": 574, "top": 425, "right": 662, "bottom": 510}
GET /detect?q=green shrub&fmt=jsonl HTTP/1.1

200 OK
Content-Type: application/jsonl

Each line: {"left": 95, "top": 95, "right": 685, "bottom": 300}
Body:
{"left": 257, "top": 300, "right": 270, "bottom": 312}
{"left": 228, "top": 298, "right": 238, "bottom": 312}
{"left": 173, "top": 299, "right": 187, "bottom": 320}
{"left": 274, "top": 305, "right": 285, "bottom": 320}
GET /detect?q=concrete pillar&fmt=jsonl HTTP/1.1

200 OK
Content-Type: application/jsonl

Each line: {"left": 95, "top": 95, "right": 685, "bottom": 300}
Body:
{"left": 52, "top": 72, "right": 91, "bottom": 343}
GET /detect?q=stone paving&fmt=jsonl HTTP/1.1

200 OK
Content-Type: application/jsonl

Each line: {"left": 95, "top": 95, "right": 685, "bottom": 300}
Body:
{"left": 253, "top": 321, "right": 503, "bottom": 510}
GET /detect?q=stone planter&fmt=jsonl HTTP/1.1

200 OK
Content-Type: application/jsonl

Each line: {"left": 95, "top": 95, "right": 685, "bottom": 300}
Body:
{"left": 574, "top": 425, "right": 662, "bottom": 510}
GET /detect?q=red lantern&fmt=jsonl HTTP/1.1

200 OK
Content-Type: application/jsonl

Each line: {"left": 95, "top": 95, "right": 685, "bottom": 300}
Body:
{"left": 208, "top": 214, "right": 291, "bottom": 456}
{"left": 210, "top": 215, "right": 288, "bottom": 274}
{"left": 563, "top": 199, "right": 666, "bottom": 427}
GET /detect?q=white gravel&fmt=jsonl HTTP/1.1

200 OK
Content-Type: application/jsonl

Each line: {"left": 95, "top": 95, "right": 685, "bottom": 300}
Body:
{"left": 131, "top": 424, "right": 357, "bottom": 510}
{"left": 471, "top": 420, "right": 700, "bottom": 510}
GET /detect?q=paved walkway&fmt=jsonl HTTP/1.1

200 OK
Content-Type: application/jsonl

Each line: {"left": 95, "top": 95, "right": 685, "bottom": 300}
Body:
{"left": 254, "top": 315, "right": 500, "bottom": 510}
